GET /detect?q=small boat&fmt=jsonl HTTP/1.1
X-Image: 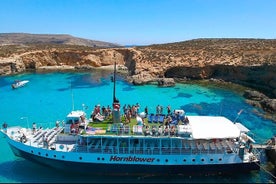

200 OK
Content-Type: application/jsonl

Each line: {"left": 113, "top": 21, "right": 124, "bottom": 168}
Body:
{"left": 0, "top": 63, "right": 260, "bottom": 176}
{"left": 11, "top": 80, "right": 29, "bottom": 89}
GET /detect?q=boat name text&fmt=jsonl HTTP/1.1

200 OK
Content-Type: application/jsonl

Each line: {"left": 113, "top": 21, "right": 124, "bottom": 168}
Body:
{"left": 110, "top": 156, "right": 155, "bottom": 162}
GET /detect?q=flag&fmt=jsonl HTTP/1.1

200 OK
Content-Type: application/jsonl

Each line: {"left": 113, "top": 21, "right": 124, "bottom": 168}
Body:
{"left": 238, "top": 109, "right": 243, "bottom": 115}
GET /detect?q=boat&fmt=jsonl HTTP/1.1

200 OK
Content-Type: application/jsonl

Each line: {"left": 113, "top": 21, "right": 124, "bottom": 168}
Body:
{"left": 1, "top": 63, "right": 260, "bottom": 176}
{"left": 11, "top": 80, "right": 29, "bottom": 89}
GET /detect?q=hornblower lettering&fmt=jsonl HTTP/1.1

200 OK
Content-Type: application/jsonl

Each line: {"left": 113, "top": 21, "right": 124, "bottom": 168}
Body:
{"left": 110, "top": 156, "right": 155, "bottom": 162}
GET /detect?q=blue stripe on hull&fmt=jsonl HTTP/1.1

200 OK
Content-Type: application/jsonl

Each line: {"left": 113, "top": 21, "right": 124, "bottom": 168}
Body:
{"left": 10, "top": 144, "right": 260, "bottom": 176}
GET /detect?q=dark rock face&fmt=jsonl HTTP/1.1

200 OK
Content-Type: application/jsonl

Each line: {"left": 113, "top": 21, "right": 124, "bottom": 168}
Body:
{"left": 243, "top": 90, "right": 276, "bottom": 113}
{"left": 165, "top": 64, "right": 276, "bottom": 98}
{"left": 157, "top": 78, "right": 175, "bottom": 87}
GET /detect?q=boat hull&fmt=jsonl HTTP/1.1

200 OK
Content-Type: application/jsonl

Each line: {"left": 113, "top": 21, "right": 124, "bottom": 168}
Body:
{"left": 8, "top": 141, "right": 260, "bottom": 176}
{"left": 11, "top": 80, "right": 29, "bottom": 89}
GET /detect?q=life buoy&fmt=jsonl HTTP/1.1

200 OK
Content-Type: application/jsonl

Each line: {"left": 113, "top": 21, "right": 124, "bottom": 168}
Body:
{"left": 59, "top": 144, "right": 64, "bottom": 150}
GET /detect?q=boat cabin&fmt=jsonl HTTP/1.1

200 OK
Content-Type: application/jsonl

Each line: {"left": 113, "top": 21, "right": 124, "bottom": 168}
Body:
{"left": 64, "top": 110, "right": 88, "bottom": 134}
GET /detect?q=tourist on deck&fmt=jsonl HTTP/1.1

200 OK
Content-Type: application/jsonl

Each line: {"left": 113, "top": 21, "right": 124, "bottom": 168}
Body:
{"left": 156, "top": 105, "right": 161, "bottom": 115}
{"left": 20, "top": 132, "right": 27, "bottom": 143}
{"left": 184, "top": 117, "right": 189, "bottom": 124}
{"left": 123, "top": 104, "right": 127, "bottom": 114}
{"left": 131, "top": 105, "right": 138, "bottom": 117}
{"left": 136, "top": 103, "right": 140, "bottom": 113}
{"left": 170, "top": 126, "right": 176, "bottom": 136}
{"left": 167, "top": 115, "right": 173, "bottom": 125}
{"left": 248, "top": 144, "right": 253, "bottom": 153}
{"left": 126, "top": 110, "right": 132, "bottom": 123}
{"left": 160, "top": 105, "right": 163, "bottom": 115}
{"left": 101, "top": 106, "right": 106, "bottom": 115}
{"left": 32, "top": 122, "right": 37, "bottom": 134}
{"left": 152, "top": 126, "right": 157, "bottom": 136}
{"left": 94, "top": 112, "right": 105, "bottom": 122}
{"left": 80, "top": 115, "right": 85, "bottom": 124}
{"left": 136, "top": 114, "right": 144, "bottom": 126}
{"left": 144, "top": 126, "right": 151, "bottom": 136}
{"left": 106, "top": 105, "right": 112, "bottom": 117}
{"left": 2, "top": 122, "right": 8, "bottom": 133}
{"left": 167, "top": 105, "right": 171, "bottom": 115}
{"left": 164, "top": 126, "right": 169, "bottom": 136}
{"left": 70, "top": 123, "right": 76, "bottom": 134}
{"left": 144, "top": 106, "right": 148, "bottom": 118}
{"left": 55, "top": 121, "right": 60, "bottom": 128}
{"left": 157, "top": 125, "right": 163, "bottom": 136}
{"left": 43, "top": 135, "right": 49, "bottom": 149}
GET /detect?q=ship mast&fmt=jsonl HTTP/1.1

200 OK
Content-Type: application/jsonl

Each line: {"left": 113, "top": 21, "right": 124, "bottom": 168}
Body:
{"left": 113, "top": 61, "right": 117, "bottom": 103}
{"left": 112, "top": 62, "right": 120, "bottom": 124}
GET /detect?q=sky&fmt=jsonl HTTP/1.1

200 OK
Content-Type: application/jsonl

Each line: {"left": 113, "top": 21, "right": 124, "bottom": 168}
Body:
{"left": 0, "top": 0, "right": 275, "bottom": 45}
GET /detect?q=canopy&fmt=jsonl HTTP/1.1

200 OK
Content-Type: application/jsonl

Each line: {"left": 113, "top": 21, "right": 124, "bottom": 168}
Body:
{"left": 187, "top": 116, "right": 241, "bottom": 139}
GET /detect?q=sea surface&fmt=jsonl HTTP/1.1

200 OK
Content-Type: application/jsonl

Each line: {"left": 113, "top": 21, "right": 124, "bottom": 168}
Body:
{"left": 0, "top": 70, "right": 275, "bottom": 183}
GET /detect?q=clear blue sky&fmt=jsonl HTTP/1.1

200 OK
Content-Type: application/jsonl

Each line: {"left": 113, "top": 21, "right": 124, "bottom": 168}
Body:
{"left": 0, "top": 0, "right": 275, "bottom": 45}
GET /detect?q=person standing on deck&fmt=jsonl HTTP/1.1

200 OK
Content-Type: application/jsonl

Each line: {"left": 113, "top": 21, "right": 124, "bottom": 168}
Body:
{"left": 32, "top": 122, "right": 37, "bottom": 134}
{"left": 167, "top": 105, "right": 171, "bottom": 115}
{"left": 2, "top": 122, "right": 8, "bottom": 133}
{"left": 144, "top": 106, "right": 148, "bottom": 118}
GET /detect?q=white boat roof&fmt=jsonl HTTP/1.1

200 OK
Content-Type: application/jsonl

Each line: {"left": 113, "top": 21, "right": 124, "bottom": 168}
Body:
{"left": 67, "top": 110, "right": 85, "bottom": 118}
{"left": 234, "top": 122, "right": 249, "bottom": 133}
{"left": 187, "top": 116, "right": 241, "bottom": 139}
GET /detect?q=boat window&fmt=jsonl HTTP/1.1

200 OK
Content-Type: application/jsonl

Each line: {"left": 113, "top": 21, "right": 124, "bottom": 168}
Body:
{"left": 66, "top": 119, "right": 73, "bottom": 124}
{"left": 79, "top": 157, "right": 82, "bottom": 160}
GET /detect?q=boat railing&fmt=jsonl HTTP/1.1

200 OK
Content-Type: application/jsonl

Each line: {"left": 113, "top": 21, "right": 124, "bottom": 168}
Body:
{"left": 73, "top": 142, "right": 237, "bottom": 155}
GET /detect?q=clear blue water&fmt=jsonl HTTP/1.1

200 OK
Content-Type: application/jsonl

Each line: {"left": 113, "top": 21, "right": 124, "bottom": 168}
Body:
{"left": 0, "top": 71, "right": 275, "bottom": 183}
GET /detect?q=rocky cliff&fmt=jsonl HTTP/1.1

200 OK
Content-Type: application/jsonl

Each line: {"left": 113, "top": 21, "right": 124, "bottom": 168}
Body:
{"left": 0, "top": 38, "right": 275, "bottom": 113}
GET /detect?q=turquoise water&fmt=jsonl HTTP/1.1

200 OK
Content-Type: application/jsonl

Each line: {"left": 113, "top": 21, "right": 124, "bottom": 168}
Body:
{"left": 0, "top": 71, "right": 275, "bottom": 183}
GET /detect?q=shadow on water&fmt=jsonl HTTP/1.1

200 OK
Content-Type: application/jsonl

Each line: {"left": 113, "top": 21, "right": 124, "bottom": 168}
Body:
{"left": 57, "top": 71, "right": 122, "bottom": 91}
{"left": 173, "top": 92, "right": 193, "bottom": 99}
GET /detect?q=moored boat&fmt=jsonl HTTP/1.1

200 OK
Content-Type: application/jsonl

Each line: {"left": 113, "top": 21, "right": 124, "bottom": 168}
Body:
{"left": 1, "top": 63, "right": 260, "bottom": 176}
{"left": 11, "top": 80, "right": 29, "bottom": 89}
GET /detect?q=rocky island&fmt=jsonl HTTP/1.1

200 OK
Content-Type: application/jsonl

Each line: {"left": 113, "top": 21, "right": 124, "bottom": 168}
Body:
{"left": 0, "top": 33, "right": 275, "bottom": 119}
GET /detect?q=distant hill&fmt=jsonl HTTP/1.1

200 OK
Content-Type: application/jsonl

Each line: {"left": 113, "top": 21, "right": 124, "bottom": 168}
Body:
{"left": 0, "top": 33, "right": 121, "bottom": 48}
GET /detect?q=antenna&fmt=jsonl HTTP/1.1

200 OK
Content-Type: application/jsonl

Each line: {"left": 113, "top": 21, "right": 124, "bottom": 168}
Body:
{"left": 233, "top": 109, "right": 243, "bottom": 123}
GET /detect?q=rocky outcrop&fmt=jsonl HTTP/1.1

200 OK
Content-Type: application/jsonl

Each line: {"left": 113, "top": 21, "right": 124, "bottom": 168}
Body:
{"left": 0, "top": 57, "right": 26, "bottom": 74}
{"left": 243, "top": 90, "right": 276, "bottom": 113}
